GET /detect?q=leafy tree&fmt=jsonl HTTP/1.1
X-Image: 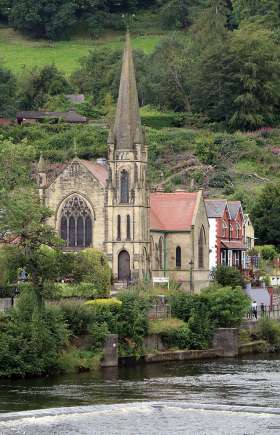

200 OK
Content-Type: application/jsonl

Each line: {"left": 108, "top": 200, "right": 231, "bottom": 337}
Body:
{"left": 202, "top": 285, "right": 250, "bottom": 327}
{"left": 159, "top": 0, "right": 200, "bottom": 30}
{"left": 213, "top": 265, "right": 245, "bottom": 288}
{"left": 232, "top": 0, "right": 280, "bottom": 28}
{"left": 73, "top": 248, "right": 112, "bottom": 295}
{"left": 251, "top": 183, "right": 280, "bottom": 247}
{"left": 18, "top": 65, "right": 72, "bottom": 110}
{"left": 0, "top": 65, "right": 17, "bottom": 118}
{"left": 9, "top": 0, "right": 77, "bottom": 40}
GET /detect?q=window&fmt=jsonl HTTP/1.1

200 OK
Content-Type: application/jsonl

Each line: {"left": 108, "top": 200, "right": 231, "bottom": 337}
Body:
{"left": 117, "top": 215, "right": 121, "bottom": 240}
{"left": 159, "top": 237, "right": 163, "bottom": 269}
{"left": 236, "top": 223, "right": 240, "bottom": 238}
{"left": 176, "top": 246, "right": 182, "bottom": 269}
{"left": 126, "top": 215, "right": 131, "bottom": 240}
{"left": 60, "top": 195, "right": 92, "bottom": 248}
{"left": 222, "top": 220, "right": 227, "bottom": 238}
{"left": 229, "top": 224, "right": 233, "bottom": 239}
{"left": 199, "top": 226, "right": 206, "bottom": 269}
{"left": 120, "top": 170, "right": 129, "bottom": 203}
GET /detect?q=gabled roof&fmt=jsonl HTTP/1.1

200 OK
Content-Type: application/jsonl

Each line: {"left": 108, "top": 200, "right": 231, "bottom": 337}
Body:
{"left": 205, "top": 199, "right": 227, "bottom": 218}
{"left": 150, "top": 192, "right": 199, "bottom": 231}
{"left": 79, "top": 160, "right": 108, "bottom": 186}
{"left": 227, "top": 201, "right": 243, "bottom": 219}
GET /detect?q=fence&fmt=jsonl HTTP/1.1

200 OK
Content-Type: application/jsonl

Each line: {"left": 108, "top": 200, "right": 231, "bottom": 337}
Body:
{"left": 247, "top": 305, "right": 280, "bottom": 320}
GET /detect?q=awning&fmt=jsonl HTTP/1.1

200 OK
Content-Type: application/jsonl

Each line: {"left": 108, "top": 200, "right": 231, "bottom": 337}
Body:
{"left": 221, "top": 241, "right": 247, "bottom": 250}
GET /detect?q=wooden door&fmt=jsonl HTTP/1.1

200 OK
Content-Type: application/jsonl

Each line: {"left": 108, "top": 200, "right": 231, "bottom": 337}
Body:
{"left": 118, "top": 250, "right": 131, "bottom": 281}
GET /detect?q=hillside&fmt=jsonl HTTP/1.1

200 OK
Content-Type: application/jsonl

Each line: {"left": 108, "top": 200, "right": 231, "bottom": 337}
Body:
{"left": 0, "top": 27, "right": 163, "bottom": 74}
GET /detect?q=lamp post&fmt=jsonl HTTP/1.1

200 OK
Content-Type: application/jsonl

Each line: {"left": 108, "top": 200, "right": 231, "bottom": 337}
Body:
{"left": 189, "top": 259, "right": 194, "bottom": 293}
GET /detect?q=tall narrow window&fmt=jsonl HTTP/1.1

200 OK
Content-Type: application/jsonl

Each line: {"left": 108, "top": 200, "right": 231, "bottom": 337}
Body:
{"left": 229, "top": 224, "right": 233, "bottom": 239}
{"left": 236, "top": 223, "right": 240, "bottom": 238}
{"left": 126, "top": 215, "right": 131, "bottom": 240}
{"left": 117, "top": 215, "right": 121, "bottom": 240}
{"left": 60, "top": 195, "right": 93, "bottom": 248}
{"left": 120, "top": 170, "right": 129, "bottom": 203}
{"left": 176, "top": 246, "right": 182, "bottom": 269}
{"left": 199, "top": 226, "right": 205, "bottom": 269}
{"left": 159, "top": 237, "right": 163, "bottom": 269}
{"left": 222, "top": 220, "right": 227, "bottom": 238}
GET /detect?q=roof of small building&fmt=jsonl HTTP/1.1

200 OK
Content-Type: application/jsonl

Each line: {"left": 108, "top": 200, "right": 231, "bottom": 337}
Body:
{"left": 221, "top": 240, "right": 246, "bottom": 250}
{"left": 16, "top": 110, "right": 87, "bottom": 123}
{"left": 205, "top": 199, "right": 227, "bottom": 218}
{"left": 150, "top": 191, "right": 199, "bottom": 231}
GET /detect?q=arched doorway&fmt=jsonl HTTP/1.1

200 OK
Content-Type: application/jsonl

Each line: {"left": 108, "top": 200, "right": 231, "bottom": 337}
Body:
{"left": 118, "top": 250, "right": 131, "bottom": 281}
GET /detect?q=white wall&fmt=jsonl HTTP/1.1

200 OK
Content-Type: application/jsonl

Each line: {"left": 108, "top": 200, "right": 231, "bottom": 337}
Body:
{"left": 209, "top": 218, "right": 217, "bottom": 271}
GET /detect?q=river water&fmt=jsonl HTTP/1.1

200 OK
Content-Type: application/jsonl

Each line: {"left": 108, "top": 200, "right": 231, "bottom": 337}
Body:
{"left": 1, "top": 354, "right": 280, "bottom": 434}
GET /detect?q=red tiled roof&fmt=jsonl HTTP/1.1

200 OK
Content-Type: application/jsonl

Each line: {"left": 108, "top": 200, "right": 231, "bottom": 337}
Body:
{"left": 80, "top": 160, "right": 108, "bottom": 186}
{"left": 150, "top": 192, "right": 198, "bottom": 231}
{"left": 221, "top": 240, "right": 246, "bottom": 250}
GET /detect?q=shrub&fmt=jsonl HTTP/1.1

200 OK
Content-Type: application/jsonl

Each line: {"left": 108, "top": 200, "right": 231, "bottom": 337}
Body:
{"left": 168, "top": 291, "right": 197, "bottom": 322}
{"left": 256, "top": 318, "right": 280, "bottom": 351}
{"left": 202, "top": 285, "right": 250, "bottom": 327}
{"left": 85, "top": 298, "right": 122, "bottom": 307}
{"left": 0, "top": 289, "right": 68, "bottom": 378}
{"left": 52, "top": 282, "right": 100, "bottom": 299}
{"left": 73, "top": 249, "right": 112, "bottom": 295}
{"left": 213, "top": 265, "right": 245, "bottom": 288}
{"left": 59, "top": 301, "right": 94, "bottom": 337}
{"left": 148, "top": 318, "right": 186, "bottom": 334}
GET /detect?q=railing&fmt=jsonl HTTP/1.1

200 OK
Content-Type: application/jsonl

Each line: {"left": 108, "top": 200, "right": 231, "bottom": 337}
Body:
{"left": 148, "top": 304, "right": 171, "bottom": 320}
{"left": 247, "top": 305, "right": 280, "bottom": 320}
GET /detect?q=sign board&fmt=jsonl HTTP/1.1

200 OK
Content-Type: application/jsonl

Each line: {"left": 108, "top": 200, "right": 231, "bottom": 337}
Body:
{"left": 152, "top": 277, "right": 170, "bottom": 289}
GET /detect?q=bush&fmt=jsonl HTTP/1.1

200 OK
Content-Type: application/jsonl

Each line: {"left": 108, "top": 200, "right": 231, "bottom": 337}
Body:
{"left": 213, "top": 266, "right": 245, "bottom": 288}
{"left": 59, "top": 301, "right": 94, "bottom": 337}
{"left": 0, "top": 289, "right": 68, "bottom": 378}
{"left": 73, "top": 249, "right": 112, "bottom": 295}
{"left": 202, "top": 285, "right": 250, "bottom": 327}
{"left": 85, "top": 298, "right": 122, "bottom": 307}
{"left": 168, "top": 291, "right": 197, "bottom": 322}
{"left": 256, "top": 318, "right": 280, "bottom": 351}
{"left": 51, "top": 282, "right": 100, "bottom": 299}
{"left": 148, "top": 318, "right": 186, "bottom": 334}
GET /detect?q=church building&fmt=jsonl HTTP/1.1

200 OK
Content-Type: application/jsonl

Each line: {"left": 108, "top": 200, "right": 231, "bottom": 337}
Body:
{"left": 37, "top": 33, "right": 209, "bottom": 292}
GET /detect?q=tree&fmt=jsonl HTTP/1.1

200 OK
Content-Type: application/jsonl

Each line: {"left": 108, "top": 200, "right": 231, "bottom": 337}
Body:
{"left": 213, "top": 265, "right": 245, "bottom": 288}
{"left": 9, "top": 0, "right": 77, "bottom": 40}
{"left": 159, "top": 0, "right": 200, "bottom": 30}
{"left": 18, "top": 64, "right": 71, "bottom": 110}
{"left": 251, "top": 183, "right": 280, "bottom": 247}
{"left": 0, "top": 65, "right": 17, "bottom": 118}
{"left": 232, "top": 0, "right": 280, "bottom": 28}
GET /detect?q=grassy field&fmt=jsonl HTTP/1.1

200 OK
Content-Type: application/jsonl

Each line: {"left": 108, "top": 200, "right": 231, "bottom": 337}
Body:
{"left": 0, "top": 27, "right": 164, "bottom": 75}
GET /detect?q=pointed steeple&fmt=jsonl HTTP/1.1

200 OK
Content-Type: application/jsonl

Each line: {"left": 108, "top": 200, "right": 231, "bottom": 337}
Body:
{"left": 111, "top": 32, "right": 143, "bottom": 149}
{"left": 38, "top": 152, "right": 46, "bottom": 172}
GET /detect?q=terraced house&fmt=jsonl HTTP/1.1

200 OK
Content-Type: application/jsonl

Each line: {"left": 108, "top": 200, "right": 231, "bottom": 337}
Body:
{"left": 36, "top": 33, "right": 209, "bottom": 292}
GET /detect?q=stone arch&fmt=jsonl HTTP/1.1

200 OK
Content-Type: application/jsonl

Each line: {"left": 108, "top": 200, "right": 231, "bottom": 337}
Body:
{"left": 118, "top": 250, "right": 131, "bottom": 281}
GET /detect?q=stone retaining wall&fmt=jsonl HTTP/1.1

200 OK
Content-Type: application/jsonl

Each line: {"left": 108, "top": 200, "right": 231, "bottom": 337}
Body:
{"left": 144, "top": 349, "right": 219, "bottom": 363}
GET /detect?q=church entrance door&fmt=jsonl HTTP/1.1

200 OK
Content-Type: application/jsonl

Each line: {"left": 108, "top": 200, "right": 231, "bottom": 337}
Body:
{"left": 118, "top": 250, "right": 131, "bottom": 282}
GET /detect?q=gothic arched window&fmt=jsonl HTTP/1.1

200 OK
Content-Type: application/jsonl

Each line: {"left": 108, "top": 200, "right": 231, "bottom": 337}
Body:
{"left": 60, "top": 195, "right": 93, "bottom": 248}
{"left": 176, "top": 246, "right": 182, "bottom": 269}
{"left": 120, "top": 170, "right": 129, "bottom": 203}
{"left": 126, "top": 215, "right": 131, "bottom": 240}
{"left": 199, "top": 226, "right": 206, "bottom": 269}
{"left": 117, "top": 215, "right": 121, "bottom": 240}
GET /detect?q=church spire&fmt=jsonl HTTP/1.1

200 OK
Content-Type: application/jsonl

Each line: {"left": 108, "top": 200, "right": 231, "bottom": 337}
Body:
{"left": 110, "top": 32, "right": 143, "bottom": 149}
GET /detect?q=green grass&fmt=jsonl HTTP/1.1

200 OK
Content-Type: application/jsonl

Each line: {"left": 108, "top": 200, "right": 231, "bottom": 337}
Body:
{"left": 0, "top": 27, "right": 164, "bottom": 75}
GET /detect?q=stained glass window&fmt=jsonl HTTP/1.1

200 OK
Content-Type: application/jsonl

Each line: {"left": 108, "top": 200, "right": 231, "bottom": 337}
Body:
{"left": 60, "top": 195, "right": 92, "bottom": 248}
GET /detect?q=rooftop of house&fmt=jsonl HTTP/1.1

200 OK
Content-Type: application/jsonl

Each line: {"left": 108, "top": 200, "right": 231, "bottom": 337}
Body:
{"left": 205, "top": 199, "right": 227, "bottom": 218}
{"left": 150, "top": 191, "right": 199, "bottom": 232}
{"left": 227, "top": 200, "right": 242, "bottom": 219}
{"left": 16, "top": 110, "right": 87, "bottom": 123}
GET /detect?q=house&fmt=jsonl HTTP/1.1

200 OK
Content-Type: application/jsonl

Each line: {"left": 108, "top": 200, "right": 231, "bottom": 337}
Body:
{"left": 206, "top": 199, "right": 247, "bottom": 271}
{"left": 244, "top": 214, "right": 255, "bottom": 250}
{"left": 36, "top": 33, "right": 210, "bottom": 293}
{"left": 16, "top": 110, "right": 87, "bottom": 125}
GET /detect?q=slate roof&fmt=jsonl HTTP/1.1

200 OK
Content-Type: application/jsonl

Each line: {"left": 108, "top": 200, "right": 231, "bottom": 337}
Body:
{"left": 150, "top": 192, "right": 199, "bottom": 231}
{"left": 205, "top": 199, "right": 227, "bottom": 218}
{"left": 16, "top": 110, "right": 87, "bottom": 123}
{"left": 227, "top": 201, "right": 242, "bottom": 219}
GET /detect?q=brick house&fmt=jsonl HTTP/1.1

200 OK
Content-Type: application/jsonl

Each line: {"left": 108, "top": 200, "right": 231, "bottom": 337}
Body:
{"left": 206, "top": 199, "right": 247, "bottom": 272}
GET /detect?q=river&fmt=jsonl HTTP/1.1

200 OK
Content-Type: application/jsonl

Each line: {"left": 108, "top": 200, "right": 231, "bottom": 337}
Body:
{"left": 0, "top": 354, "right": 280, "bottom": 434}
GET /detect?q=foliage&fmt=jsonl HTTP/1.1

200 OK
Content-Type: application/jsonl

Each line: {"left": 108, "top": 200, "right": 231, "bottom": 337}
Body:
{"left": 202, "top": 284, "right": 250, "bottom": 327}
{"left": 85, "top": 298, "right": 122, "bottom": 307}
{"left": 0, "top": 289, "right": 68, "bottom": 378}
{"left": 73, "top": 249, "right": 112, "bottom": 295}
{"left": 0, "top": 65, "right": 17, "bottom": 118}
{"left": 251, "top": 183, "right": 280, "bottom": 247}
{"left": 59, "top": 301, "right": 94, "bottom": 337}
{"left": 256, "top": 317, "right": 280, "bottom": 351}
{"left": 51, "top": 282, "right": 100, "bottom": 299}
{"left": 212, "top": 265, "right": 245, "bottom": 288}
{"left": 18, "top": 64, "right": 71, "bottom": 110}
{"left": 148, "top": 317, "right": 185, "bottom": 334}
